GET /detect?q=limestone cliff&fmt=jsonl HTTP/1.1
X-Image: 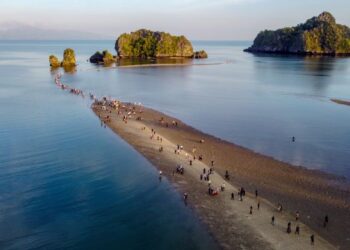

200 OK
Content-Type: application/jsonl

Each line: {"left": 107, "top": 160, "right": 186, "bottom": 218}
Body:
{"left": 245, "top": 12, "right": 350, "bottom": 55}
{"left": 115, "top": 29, "right": 194, "bottom": 58}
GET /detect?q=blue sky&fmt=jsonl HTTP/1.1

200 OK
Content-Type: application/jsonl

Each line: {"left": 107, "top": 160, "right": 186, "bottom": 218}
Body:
{"left": 1, "top": 0, "right": 350, "bottom": 40}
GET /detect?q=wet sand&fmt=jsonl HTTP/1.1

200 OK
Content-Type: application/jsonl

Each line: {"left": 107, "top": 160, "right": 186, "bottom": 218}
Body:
{"left": 92, "top": 102, "right": 349, "bottom": 250}
{"left": 331, "top": 98, "right": 350, "bottom": 107}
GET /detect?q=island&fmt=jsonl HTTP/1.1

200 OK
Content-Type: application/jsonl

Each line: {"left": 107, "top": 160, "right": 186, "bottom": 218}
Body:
{"left": 115, "top": 29, "right": 207, "bottom": 59}
{"left": 245, "top": 12, "right": 350, "bottom": 55}
{"left": 49, "top": 48, "right": 76, "bottom": 68}
{"left": 89, "top": 50, "right": 116, "bottom": 64}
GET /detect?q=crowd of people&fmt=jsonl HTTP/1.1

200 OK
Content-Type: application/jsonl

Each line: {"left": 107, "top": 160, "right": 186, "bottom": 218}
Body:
{"left": 54, "top": 74, "right": 85, "bottom": 97}
{"left": 54, "top": 73, "right": 330, "bottom": 247}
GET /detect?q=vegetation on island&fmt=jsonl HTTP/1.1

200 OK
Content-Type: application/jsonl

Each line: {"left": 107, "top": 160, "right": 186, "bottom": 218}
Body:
{"left": 49, "top": 55, "right": 61, "bottom": 68}
{"left": 49, "top": 48, "right": 76, "bottom": 68}
{"left": 62, "top": 48, "right": 76, "bottom": 67}
{"left": 115, "top": 29, "right": 206, "bottom": 58}
{"left": 245, "top": 12, "right": 350, "bottom": 55}
{"left": 90, "top": 50, "right": 116, "bottom": 64}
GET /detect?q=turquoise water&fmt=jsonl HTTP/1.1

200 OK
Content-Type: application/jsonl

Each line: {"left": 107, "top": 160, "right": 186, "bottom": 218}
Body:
{"left": 1, "top": 40, "right": 350, "bottom": 249}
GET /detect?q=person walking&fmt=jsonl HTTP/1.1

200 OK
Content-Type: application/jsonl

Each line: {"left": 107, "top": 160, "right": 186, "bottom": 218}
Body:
{"left": 287, "top": 222, "right": 291, "bottom": 234}
{"left": 310, "top": 234, "right": 315, "bottom": 245}
{"left": 225, "top": 170, "right": 230, "bottom": 180}
{"left": 249, "top": 206, "right": 253, "bottom": 215}
{"left": 231, "top": 192, "right": 234, "bottom": 200}
{"left": 295, "top": 225, "right": 300, "bottom": 235}
{"left": 271, "top": 215, "right": 275, "bottom": 225}
{"left": 183, "top": 193, "right": 188, "bottom": 202}
{"left": 159, "top": 171, "right": 162, "bottom": 181}
{"left": 323, "top": 215, "right": 329, "bottom": 228}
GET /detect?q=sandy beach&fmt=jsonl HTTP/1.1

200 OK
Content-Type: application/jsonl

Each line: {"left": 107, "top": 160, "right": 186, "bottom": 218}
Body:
{"left": 92, "top": 101, "right": 349, "bottom": 250}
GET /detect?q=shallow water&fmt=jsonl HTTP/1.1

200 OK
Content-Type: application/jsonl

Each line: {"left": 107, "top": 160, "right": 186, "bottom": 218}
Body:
{"left": 0, "top": 41, "right": 218, "bottom": 249}
{"left": 42, "top": 40, "right": 350, "bottom": 178}
{"left": 0, "top": 40, "right": 350, "bottom": 249}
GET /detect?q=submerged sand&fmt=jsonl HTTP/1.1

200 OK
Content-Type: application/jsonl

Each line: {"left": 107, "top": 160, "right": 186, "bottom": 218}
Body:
{"left": 92, "top": 102, "right": 349, "bottom": 250}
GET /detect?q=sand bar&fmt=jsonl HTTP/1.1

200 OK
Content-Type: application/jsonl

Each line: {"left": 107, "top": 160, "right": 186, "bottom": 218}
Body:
{"left": 92, "top": 101, "right": 349, "bottom": 250}
{"left": 331, "top": 98, "right": 350, "bottom": 107}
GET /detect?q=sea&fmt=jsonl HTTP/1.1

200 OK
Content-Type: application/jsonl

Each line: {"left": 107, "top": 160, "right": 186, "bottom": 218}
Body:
{"left": 0, "top": 40, "right": 349, "bottom": 249}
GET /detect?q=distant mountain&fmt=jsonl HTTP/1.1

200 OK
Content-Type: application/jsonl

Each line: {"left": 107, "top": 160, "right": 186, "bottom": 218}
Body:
{"left": 245, "top": 12, "right": 350, "bottom": 55}
{"left": 0, "top": 22, "right": 112, "bottom": 40}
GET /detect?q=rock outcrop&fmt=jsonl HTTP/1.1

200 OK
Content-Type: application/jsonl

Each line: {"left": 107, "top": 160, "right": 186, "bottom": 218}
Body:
{"left": 245, "top": 12, "right": 350, "bottom": 55}
{"left": 115, "top": 29, "right": 194, "bottom": 58}
{"left": 90, "top": 50, "right": 116, "bottom": 64}
{"left": 62, "top": 48, "right": 76, "bottom": 67}
{"left": 49, "top": 55, "right": 61, "bottom": 67}
{"left": 193, "top": 50, "right": 208, "bottom": 59}
{"left": 49, "top": 48, "right": 76, "bottom": 68}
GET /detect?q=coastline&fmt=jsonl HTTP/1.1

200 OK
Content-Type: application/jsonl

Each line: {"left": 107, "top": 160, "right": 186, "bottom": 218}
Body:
{"left": 92, "top": 101, "right": 349, "bottom": 250}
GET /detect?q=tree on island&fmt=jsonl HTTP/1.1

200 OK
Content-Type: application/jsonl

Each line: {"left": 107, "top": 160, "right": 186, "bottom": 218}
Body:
{"left": 49, "top": 48, "right": 77, "bottom": 68}
{"left": 245, "top": 12, "right": 350, "bottom": 55}
{"left": 115, "top": 29, "right": 207, "bottom": 59}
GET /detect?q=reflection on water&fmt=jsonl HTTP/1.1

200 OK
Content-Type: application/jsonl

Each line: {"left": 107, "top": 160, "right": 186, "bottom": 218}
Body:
{"left": 1, "top": 40, "right": 350, "bottom": 250}
{"left": 0, "top": 41, "right": 218, "bottom": 250}
{"left": 116, "top": 57, "right": 194, "bottom": 66}
{"left": 302, "top": 56, "right": 336, "bottom": 76}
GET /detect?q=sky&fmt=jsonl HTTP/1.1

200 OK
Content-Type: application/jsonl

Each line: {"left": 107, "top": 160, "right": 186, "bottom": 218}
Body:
{"left": 0, "top": 0, "right": 350, "bottom": 40}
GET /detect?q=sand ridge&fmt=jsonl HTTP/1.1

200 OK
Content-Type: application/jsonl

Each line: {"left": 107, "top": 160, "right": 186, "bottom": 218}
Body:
{"left": 92, "top": 101, "right": 348, "bottom": 250}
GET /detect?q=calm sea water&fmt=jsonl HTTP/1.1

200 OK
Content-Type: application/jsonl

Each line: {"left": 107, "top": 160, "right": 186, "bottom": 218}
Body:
{"left": 0, "top": 41, "right": 218, "bottom": 250}
{"left": 1, "top": 40, "right": 350, "bottom": 249}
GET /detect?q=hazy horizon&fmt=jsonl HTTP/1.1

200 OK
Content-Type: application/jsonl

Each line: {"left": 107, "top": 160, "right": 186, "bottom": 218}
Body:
{"left": 0, "top": 0, "right": 350, "bottom": 40}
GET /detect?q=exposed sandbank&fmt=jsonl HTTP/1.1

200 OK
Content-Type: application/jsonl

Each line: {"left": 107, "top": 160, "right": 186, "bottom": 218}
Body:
{"left": 92, "top": 101, "right": 349, "bottom": 250}
{"left": 331, "top": 98, "right": 350, "bottom": 107}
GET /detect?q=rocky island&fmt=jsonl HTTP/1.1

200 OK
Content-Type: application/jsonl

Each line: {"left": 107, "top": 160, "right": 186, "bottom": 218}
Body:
{"left": 89, "top": 50, "right": 116, "bottom": 64}
{"left": 245, "top": 12, "right": 350, "bottom": 55}
{"left": 115, "top": 29, "right": 207, "bottom": 59}
{"left": 49, "top": 48, "right": 76, "bottom": 68}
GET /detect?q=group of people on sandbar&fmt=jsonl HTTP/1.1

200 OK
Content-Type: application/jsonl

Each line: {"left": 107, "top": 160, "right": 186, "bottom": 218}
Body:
{"left": 54, "top": 74, "right": 85, "bottom": 97}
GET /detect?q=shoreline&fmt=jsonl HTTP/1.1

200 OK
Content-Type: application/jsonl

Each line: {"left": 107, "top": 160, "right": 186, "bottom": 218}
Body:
{"left": 92, "top": 100, "right": 349, "bottom": 250}
{"left": 331, "top": 98, "right": 350, "bottom": 107}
